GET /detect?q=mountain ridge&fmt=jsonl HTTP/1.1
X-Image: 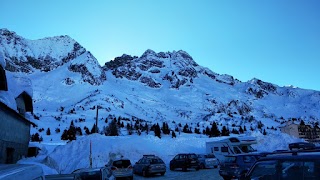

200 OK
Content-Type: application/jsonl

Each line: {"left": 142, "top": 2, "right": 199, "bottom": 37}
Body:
{"left": 1, "top": 29, "right": 319, "bottom": 142}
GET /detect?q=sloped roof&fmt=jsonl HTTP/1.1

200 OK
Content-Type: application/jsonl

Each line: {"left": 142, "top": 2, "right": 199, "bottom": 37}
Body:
{"left": 0, "top": 101, "right": 35, "bottom": 126}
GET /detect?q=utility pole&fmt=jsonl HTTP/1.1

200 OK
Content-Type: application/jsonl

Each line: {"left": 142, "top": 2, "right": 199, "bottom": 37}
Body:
{"left": 95, "top": 106, "right": 99, "bottom": 133}
{"left": 89, "top": 140, "right": 92, "bottom": 168}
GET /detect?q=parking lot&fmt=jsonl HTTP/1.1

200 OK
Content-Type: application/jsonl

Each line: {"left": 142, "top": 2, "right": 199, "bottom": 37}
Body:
{"left": 133, "top": 168, "right": 223, "bottom": 180}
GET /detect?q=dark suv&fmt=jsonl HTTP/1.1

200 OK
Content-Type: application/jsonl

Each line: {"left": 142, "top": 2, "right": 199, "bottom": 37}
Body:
{"left": 219, "top": 153, "right": 261, "bottom": 180}
{"left": 242, "top": 150, "right": 320, "bottom": 180}
{"left": 169, "top": 153, "right": 200, "bottom": 171}
{"left": 133, "top": 155, "right": 166, "bottom": 177}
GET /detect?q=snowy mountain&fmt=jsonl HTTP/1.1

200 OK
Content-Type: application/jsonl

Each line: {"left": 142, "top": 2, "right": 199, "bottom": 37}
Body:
{"left": 1, "top": 28, "right": 320, "bottom": 133}
{"left": 1, "top": 29, "right": 320, "bottom": 136}
{"left": 0, "top": 28, "right": 106, "bottom": 85}
{"left": 1, "top": 29, "right": 320, "bottom": 174}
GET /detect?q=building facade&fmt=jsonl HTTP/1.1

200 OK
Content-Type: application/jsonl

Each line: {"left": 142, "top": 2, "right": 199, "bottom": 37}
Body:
{"left": 0, "top": 102, "right": 32, "bottom": 163}
{"left": 280, "top": 121, "right": 320, "bottom": 143}
{"left": 0, "top": 60, "right": 34, "bottom": 164}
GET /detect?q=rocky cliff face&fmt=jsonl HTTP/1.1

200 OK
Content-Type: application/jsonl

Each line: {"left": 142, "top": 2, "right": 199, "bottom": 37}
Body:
{"left": 0, "top": 29, "right": 105, "bottom": 85}
{"left": 104, "top": 49, "right": 239, "bottom": 89}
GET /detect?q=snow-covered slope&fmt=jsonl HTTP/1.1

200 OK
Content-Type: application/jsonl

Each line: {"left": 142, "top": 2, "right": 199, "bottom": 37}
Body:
{"left": 1, "top": 29, "right": 320, "bottom": 175}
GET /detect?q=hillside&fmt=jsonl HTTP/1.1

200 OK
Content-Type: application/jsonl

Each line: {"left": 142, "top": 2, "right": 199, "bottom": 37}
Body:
{"left": 1, "top": 28, "right": 320, "bottom": 142}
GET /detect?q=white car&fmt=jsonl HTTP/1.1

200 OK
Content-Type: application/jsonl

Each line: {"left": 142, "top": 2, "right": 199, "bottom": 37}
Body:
{"left": 197, "top": 154, "right": 220, "bottom": 169}
{"left": 106, "top": 158, "right": 133, "bottom": 180}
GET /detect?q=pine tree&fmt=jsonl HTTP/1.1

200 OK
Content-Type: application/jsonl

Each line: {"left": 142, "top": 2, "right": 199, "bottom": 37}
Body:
{"left": 46, "top": 128, "right": 51, "bottom": 135}
{"left": 300, "top": 120, "right": 305, "bottom": 126}
{"left": 205, "top": 126, "right": 210, "bottom": 136}
{"left": 172, "top": 131, "right": 176, "bottom": 138}
{"left": 61, "top": 130, "right": 68, "bottom": 140}
{"left": 66, "top": 120, "right": 76, "bottom": 141}
{"left": 105, "top": 119, "right": 119, "bottom": 136}
{"left": 211, "top": 122, "right": 220, "bottom": 137}
{"left": 31, "top": 133, "right": 42, "bottom": 142}
{"left": 127, "top": 123, "right": 133, "bottom": 135}
{"left": 145, "top": 123, "right": 149, "bottom": 135}
{"left": 263, "top": 129, "right": 267, "bottom": 135}
{"left": 221, "top": 126, "right": 230, "bottom": 136}
{"left": 183, "top": 124, "right": 189, "bottom": 133}
{"left": 257, "top": 121, "right": 264, "bottom": 129}
{"left": 244, "top": 125, "right": 247, "bottom": 131}
{"left": 91, "top": 124, "right": 98, "bottom": 134}
{"left": 239, "top": 126, "right": 244, "bottom": 134}
{"left": 154, "top": 123, "right": 161, "bottom": 138}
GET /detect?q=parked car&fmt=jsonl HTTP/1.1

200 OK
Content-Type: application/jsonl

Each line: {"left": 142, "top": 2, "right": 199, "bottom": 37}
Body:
{"left": 289, "top": 142, "right": 315, "bottom": 150}
{"left": 197, "top": 154, "right": 220, "bottom": 169}
{"left": 242, "top": 150, "right": 320, "bottom": 180}
{"left": 219, "top": 153, "right": 260, "bottom": 180}
{"left": 105, "top": 158, "right": 133, "bottom": 180}
{"left": 133, "top": 154, "right": 166, "bottom": 177}
{"left": 0, "top": 164, "right": 44, "bottom": 180}
{"left": 169, "top": 153, "right": 200, "bottom": 171}
{"left": 71, "top": 167, "right": 109, "bottom": 180}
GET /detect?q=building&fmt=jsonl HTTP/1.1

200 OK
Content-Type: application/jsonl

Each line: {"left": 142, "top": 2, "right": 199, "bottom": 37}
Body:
{"left": 280, "top": 121, "right": 320, "bottom": 143}
{"left": 0, "top": 53, "right": 34, "bottom": 164}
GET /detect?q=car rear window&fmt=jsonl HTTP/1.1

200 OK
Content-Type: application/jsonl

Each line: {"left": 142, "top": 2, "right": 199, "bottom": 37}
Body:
{"left": 225, "top": 156, "right": 237, "bottom": 163}
{"left": 113, "top": 160, "right": 131, "bottom": 168}
{"left": 206, "top": 154, "right": 216, "bottom": 158}
{"left": 77, "top": 171, "right": 101, "bottom": 180}
{"left": 150, "top": 158, "right": 164, "bottom": 164}
{"left": 188, "top": 154, "right": 197, "bottom": 159}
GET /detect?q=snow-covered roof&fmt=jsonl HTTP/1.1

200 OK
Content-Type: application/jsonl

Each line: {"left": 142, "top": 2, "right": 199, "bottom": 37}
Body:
{"left": 0, "top": 59, "right": 33, "bottom": 112}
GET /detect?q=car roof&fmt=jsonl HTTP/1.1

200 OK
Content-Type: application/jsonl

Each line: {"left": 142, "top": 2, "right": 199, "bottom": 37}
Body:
{"left": 226, "top": 153, "right": 262, "bottom": 157}
{"left": 178, "top": 153, "right": 196, "bottom": 155}
{"left": 259, "top": 153, "right": 320, "bottom": 161}
{"left": 0, "top": 164, "right": 43, "bottom": 179}
{"left": 72, "top": 168, "right": 102, "bottom": 173}
{"left": 111, "top": 158, "right": 131, "bottom": 161}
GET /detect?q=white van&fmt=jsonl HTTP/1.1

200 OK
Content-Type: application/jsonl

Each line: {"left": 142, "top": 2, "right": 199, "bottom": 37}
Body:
{"left": 0, "top": 164, "right": 45, "bottom": 180}
{"left": 206, "top": 136, "right": 257, "bottom": 162}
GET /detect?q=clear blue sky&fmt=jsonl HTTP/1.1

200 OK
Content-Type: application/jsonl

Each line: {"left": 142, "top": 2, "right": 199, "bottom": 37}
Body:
{"left": 1, "top": 0, "right": 320, "bottom": 90}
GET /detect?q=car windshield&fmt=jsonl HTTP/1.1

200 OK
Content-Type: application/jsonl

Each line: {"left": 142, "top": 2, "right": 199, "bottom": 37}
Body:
{"left": 241, "top": 145, "right": 255, "bottom": 153}
{"left": 225, "top": 156, "right": 236, "bottom": 163}
{"left": 150, "top": 158, "right": 164, "bottom": 164}
{"left": 113, "top": 160, "right": 131, "bottom": 168}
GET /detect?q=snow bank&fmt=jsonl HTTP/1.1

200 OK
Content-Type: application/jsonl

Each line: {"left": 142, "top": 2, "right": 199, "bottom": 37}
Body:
{"left": 19, "top": 131, "right": 301, "bottom": 175}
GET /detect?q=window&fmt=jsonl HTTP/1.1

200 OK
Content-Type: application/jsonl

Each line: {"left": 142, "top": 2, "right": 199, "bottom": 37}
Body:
{"left": 214, "top": 147, "right": 219, "bottom": 151}
{"left": 229, "top": 137, "right": 240, "bottom": 143}
{"left": 250, "top": 160, "right": 278, "bottom": 179}
{"left": 221, "top": 147, "right": 229, "bottom": 152}
{"left": 232, "top": 147, "right": 241, "bottom": 154}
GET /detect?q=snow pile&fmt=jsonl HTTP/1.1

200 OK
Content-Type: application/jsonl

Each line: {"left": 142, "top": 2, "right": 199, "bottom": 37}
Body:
{"left": 19, "top": 131, "right": 299, "bottom": 175}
